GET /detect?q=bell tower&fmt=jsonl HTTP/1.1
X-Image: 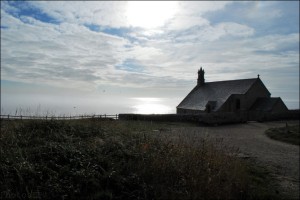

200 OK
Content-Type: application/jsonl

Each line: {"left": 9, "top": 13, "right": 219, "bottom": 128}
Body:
{"left": 197, "top": 67, "right": 205, "bottom": 86}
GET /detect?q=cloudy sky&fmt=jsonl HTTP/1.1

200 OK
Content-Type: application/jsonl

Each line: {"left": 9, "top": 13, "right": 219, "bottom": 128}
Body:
{"left": 1, "top": 1, "right": 299, "bottom": 115}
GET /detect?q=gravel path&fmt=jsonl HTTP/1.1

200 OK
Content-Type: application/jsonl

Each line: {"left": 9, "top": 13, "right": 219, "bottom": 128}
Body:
{"left": 168, "top": 120, "right": 299, "bottom": 199}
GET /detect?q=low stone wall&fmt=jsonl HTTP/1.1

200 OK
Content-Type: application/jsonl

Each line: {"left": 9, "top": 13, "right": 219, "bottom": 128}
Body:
{"left": 119, "top": 110, "right": 299, "bottom": 125}
{"left": 202, "top": 112, "right": 248, "bottom": 125}
{"left": 118, "top": 114, "right": 203, "bottom": 122}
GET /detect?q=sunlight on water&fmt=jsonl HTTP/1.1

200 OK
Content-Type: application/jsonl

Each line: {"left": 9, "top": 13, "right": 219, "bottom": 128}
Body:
{"left": 1, "top": 95, "right": 177, "bottom": 116}
{"left": 132, "top": 98, "right": 173, "bottom": 114}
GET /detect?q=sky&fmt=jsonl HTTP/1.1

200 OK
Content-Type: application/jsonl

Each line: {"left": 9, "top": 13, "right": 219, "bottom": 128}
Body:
{"left": 1, "top": 1, "right": 299, "bottom": 115}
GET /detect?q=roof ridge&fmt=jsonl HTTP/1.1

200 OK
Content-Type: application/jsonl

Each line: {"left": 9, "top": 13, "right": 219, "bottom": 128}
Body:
{"left": 205, "top": 78, "right": 257, "bottom": 84}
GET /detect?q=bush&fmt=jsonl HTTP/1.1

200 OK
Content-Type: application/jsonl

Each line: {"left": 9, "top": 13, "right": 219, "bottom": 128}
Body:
{"left": 265, "top": 125, "right": 299, "bottom": 145}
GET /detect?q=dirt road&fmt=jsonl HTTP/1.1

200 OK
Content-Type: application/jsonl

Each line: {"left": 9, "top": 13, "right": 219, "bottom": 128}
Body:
{"left": 169, "top": 120, "right": 299, "bottom": 199}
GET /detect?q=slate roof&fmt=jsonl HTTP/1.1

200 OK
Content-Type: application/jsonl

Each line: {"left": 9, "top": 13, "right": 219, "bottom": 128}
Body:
{"left": 250, "top": 97, "right": 286, "bottom": 111}
{"left": 177, "top": 78, "right": 258, "bottom": 111}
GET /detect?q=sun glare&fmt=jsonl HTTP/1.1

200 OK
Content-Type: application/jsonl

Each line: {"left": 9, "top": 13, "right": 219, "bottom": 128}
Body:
{"left": 132, "top": 98, "right": 172, "bottom": 114}
{"left": 133, "top": 104, "right": 171, "bottom": 114}
{"left": 126, "top": 1, "right": 178, "bottom": 29}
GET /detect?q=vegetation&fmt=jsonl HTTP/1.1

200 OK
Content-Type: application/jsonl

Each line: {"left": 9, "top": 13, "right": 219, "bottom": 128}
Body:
{"left": 265, "top": 124, "right": 299, "bottom": 145}
{"left": 1, "top": 119, "right": 280, "bottom": 199}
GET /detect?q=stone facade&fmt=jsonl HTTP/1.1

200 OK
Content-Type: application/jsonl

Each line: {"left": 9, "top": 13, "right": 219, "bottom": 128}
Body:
{"left": 177, "top": 68, "right": 288, "bottom": 114}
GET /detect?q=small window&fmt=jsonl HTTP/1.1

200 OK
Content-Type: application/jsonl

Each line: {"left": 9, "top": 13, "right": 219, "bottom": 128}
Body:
{"left": 236, "top": 99, "right": 241, "bottom": 110}
{"left": 206, "top": 105, "right": 211, "bottom": 113}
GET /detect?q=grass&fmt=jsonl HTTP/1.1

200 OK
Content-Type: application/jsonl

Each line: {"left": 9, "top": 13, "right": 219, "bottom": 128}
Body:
{"left": 0, "top": 119, "right": 281, "bottom": 199}
{"left": 265, "top": 124, "right": 300, "bottom": 145}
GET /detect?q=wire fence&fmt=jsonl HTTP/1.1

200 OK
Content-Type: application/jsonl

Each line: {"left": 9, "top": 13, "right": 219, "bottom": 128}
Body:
{"left": 0, "top": 114, "right": 119, "bottom": 120}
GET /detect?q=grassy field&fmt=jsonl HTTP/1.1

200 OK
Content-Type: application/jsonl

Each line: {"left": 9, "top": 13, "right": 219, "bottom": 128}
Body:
{"left": 265, "top": 124, "right": 300, "bottom": 145}
{"left": 1, "top": 119, "right": 281, "bottom": 199}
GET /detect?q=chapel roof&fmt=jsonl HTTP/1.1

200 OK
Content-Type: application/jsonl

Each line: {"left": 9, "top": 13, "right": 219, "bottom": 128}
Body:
{"left": 177, "top": 78, "right": 259, "bottom": 111}
{"left": 250, "top": 97, "right": 287, "bottom": 111}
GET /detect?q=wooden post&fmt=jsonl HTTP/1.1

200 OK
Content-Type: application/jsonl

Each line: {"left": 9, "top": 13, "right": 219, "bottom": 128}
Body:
{"left": 21, "top": 115, "right": 22, "bottom": 120}
{"left": 8, "top": 115, "right": 9, "bottom": 120}
{"left": 46, "top": 116, "right": 48, "bottom": 120}
{"left": 116, "top": 114, "right": 118, "bottom": 120}
{"left": 105, "top": 114, "right": 106, "bottom": 119}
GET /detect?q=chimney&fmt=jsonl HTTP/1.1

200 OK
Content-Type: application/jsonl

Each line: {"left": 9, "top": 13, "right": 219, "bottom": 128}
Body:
{"left": 197, "top": 67, "right": 205, "bottom": 86}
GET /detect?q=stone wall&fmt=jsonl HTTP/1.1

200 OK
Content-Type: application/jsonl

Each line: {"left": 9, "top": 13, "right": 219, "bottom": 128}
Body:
{"left": 119, "top": 110, "right": 299, "bottom": 125}
{"left": 119, "top": 113, "right": 203, "bottom": 122}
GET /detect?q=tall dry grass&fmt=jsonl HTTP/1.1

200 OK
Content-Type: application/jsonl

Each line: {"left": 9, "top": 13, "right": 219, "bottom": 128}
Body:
{"left": 0, "top": 119, "right": 278, "bottom": 199}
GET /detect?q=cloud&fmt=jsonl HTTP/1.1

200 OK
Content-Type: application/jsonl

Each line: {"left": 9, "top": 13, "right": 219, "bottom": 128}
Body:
{"left": 166, "top": 16, "right": 210, "bottom": 31}
{"left": 1, "top": 10, "right": 128, "bottom": 88}
{"left": 243, "top": 1, "right": 283, "bottom": 21}
{"left": 22, "top": 1, "right": 129, "bottom": 27}
{"left": 173, "top": 22, "right": 254, "bottom": 43}
{"left": 216, "top": 22, "right": 255, "bottom": 37}
{"left": 177, "top": 1, "right": 231, "bottom": 16}
{"left": 1, "top": 3, "right": 297, "bottom": 86}
{"left": 252, "top": 33, "right": 299, "bottom": 53}
{"left": 1, "top": 1, "right": 299, "bottom": 111}
{"left": 3, "top": 1, "right": 231, "bottom": 30}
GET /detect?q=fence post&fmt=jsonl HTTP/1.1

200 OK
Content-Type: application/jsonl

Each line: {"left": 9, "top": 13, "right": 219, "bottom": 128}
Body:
{"left": 21, "top": 115, "right": 22, "bottom": 120}
{"left": 8, "top": 115, "right": 9, "bottom": 120}
{"left": 116, "top": 114, "right": 118, "bottom": 120}
{"left": 105, "top": 114, "right": 106, "bottom": 119}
